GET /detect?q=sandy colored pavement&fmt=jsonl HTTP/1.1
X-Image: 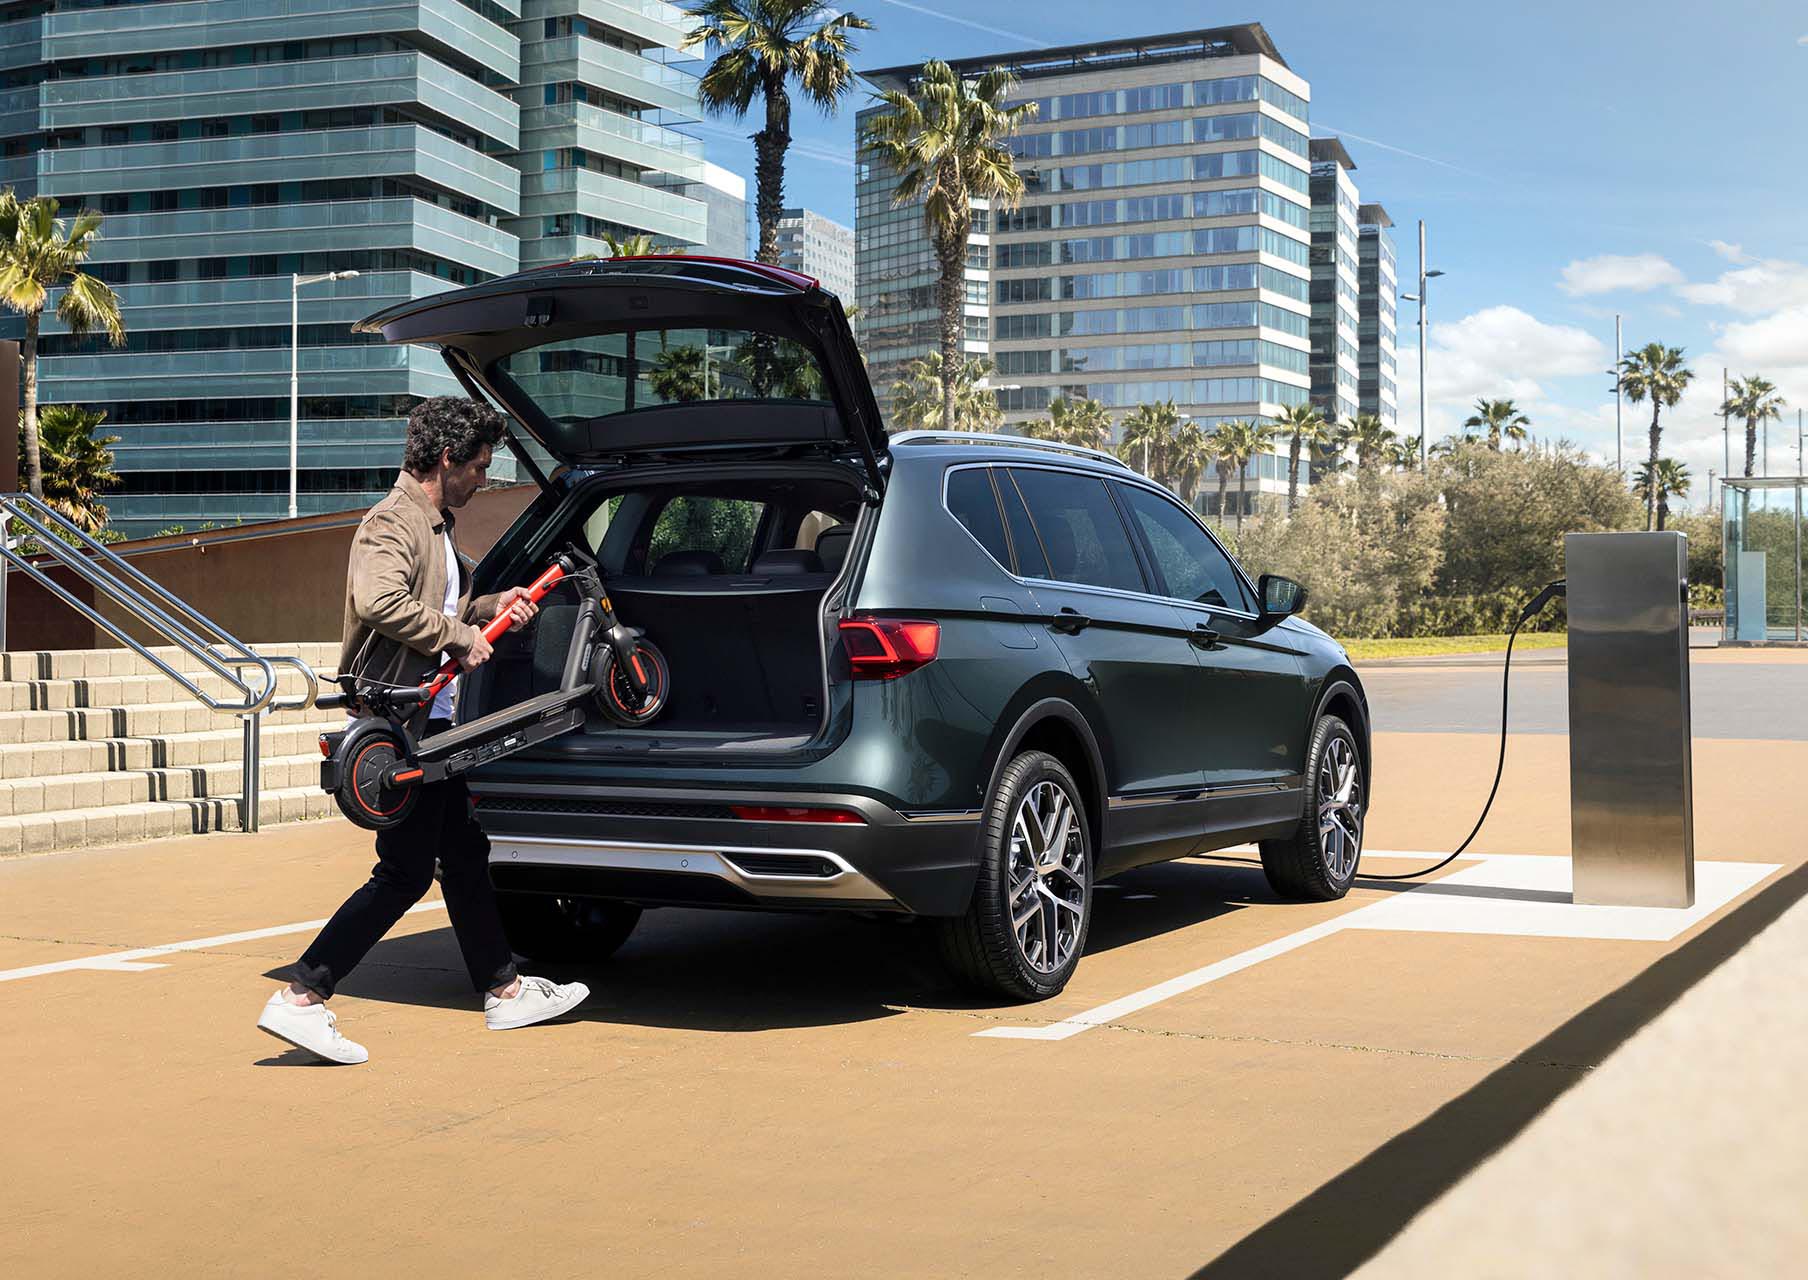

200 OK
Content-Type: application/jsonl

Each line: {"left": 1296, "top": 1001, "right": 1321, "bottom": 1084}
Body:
{"left": 1, "top": 678, "right": 1803, "bottom": 1275}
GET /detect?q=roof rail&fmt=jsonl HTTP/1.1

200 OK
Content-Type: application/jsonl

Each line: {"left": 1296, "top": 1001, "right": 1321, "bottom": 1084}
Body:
{"left": 888, "top": 431, "right": 1132, "bottom": 470}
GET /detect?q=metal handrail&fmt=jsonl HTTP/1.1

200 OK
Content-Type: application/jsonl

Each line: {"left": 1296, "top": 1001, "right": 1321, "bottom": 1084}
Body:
{"left": 0, "top": 493, "right": 322, "bottom": 832}
{"left": 888, "top": 430, "right": 1134, "bottom": 470}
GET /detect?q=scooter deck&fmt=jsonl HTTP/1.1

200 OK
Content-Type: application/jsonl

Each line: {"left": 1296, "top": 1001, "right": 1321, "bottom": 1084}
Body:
{"left": 414, "top": 684, "right": 595, "bottom": 777}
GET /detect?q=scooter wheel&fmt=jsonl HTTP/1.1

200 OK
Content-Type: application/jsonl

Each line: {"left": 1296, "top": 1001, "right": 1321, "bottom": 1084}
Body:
{"left": 594, "top": 638, "right": 669, "bottom": 727}
{"left": 333, "top": 726, "right": 417, "bottom": 831}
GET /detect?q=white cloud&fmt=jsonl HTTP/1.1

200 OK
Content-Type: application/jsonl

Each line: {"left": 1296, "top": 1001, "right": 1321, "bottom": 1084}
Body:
{"left": 1674, "top": 257, "right": 1808, "bottom": 313}
{"left": 1558, "top": 253, "right": 1685, "bottom": 296}
{"left": 1397, "top": 305, "right": 1610, "bottom": 442}
{"left": 1707, "top": 239, "right": 1748, "bottom": 263}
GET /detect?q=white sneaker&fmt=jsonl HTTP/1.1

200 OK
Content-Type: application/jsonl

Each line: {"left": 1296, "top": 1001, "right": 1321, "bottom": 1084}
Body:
{"left": 256, "top": 990, "right": 369, "bottom": 1065}
{"left": 484, "top": 975, "right": 591, "bottom": 1031}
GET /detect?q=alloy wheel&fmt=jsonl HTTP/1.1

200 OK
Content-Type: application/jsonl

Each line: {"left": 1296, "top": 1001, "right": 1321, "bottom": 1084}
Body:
{"left": 1317, "top": 736, "right": 1363, "bottom": 881}
{"left": 1006, "top": 779, "right": 1089, "bottom": 974}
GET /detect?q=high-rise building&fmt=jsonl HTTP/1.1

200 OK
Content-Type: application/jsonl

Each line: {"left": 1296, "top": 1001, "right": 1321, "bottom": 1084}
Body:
{"left": 0, "top": 0, "right": 715, "bottom": 536}
{"left": 1356, "top": 202, "right": 1398, "bottom": 430}
{"left": 776, "top": 207, "right": 854, "bottom": 301}
{"left": 859, "top": 28, "right": 1313, "bottom": 515}
{"left": 693, "top": 161, "right": 750, "bottom": 260}
{"left": 1308, "top": 137, "right": 1361, "bottom": 432}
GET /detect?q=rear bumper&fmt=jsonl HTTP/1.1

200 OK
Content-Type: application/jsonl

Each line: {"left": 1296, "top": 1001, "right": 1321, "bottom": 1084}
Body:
{"left": 476, "top": 783, "right": 983, "bottom": 916}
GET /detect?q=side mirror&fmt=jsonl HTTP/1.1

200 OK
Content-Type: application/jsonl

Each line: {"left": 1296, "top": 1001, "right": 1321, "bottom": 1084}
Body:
{"left": 1257, "top": 574, "right": 1307, "bottom": 624}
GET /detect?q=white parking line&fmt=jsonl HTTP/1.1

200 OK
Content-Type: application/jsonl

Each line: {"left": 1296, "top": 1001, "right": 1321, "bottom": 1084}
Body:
{"left": 0, "top": 901, "right": 446, "bottom": 984}
{"left": 978, "top": 853, "right": 1781, "bottom": 1043}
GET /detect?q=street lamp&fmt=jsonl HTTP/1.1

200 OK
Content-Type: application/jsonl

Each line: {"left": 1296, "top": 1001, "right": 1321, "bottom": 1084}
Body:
{"left": 1399, "top": 219, "right": 1443, "bottom": 471}
{"left": 290, "top": 269, "right": 359, "bottom": 520}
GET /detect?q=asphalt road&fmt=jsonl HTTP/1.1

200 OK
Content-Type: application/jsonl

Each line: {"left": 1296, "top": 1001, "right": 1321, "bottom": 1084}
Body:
{"left": 1361, "top": 656, "right": 1808, "bottom": 740}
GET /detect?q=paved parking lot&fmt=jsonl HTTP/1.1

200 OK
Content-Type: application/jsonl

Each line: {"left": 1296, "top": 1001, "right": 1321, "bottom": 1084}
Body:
{"left": 2, "top": 647, "right": 1803, "bottom": 1278}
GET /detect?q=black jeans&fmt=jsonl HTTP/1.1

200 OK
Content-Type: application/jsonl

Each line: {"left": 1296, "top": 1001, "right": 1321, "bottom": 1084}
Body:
{"left": 293, "top": 723, "right": 517, "bottom": 1000}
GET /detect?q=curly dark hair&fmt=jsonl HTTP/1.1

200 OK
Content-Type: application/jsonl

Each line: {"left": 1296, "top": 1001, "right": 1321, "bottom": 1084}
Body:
{"left": 402, "top": 396, "right": 507, "bottom": 475}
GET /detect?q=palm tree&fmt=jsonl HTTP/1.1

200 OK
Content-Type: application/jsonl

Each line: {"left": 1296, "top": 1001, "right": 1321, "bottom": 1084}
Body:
{"left": 1618, "top": 342, "right": 1695, "bottom": 530}
{"left": 1633, "top": 457, "right": 1691, "bottom": 531}
{"left": 1719, "top": 374, "right": 1786, "bottom": 478}
{"left": 888, "top": 353, "right": 1001, "bottom": 432}
{"left": 684, "top": 0, "right": 871, "bottom": 265}
{"left": 862, "top": 61, "right": 1035, "bottom": 432}
{"left": 600, "top": 231, "right": 664, "bottom": 258}
{"left": 1167, "top": 418, "right": 1215, "bottom": 506}
{"left": 0, "top": 191, "right": 126, "bottom": 500}
{"left": 1462, "top": 397, "right": 1532, "bottom": 450}
{"left": 34, "top": 403, "right": 120, "bottom": 535}
{"left": 648, "top": 343, "right": 718, "bottom": 403}
{"left": 1211, "top": 418, "right": 1275, "bottom": 540}
{"left": 1117, "top": 400, "right": 1180, "bottom": 480}
{"left": 1274, "top": 402, "right": 1330, "bottom": 512}
{"left": 1026, "top": 395, "right": 1110, "bottom": 450}
{"left": 1345, "top": 413, "right": 1398, "bottom": 473}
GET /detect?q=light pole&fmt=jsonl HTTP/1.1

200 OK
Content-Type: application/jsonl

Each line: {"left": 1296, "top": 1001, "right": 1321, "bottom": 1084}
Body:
{"left": 1399, "top": 219, "right": 1443, "bottom": 471}
{"left": 1610, "top": 314, "right": 1623, "bottom": 478}
{"left": 290, "top": 269, "right": 359, "bottom": 520}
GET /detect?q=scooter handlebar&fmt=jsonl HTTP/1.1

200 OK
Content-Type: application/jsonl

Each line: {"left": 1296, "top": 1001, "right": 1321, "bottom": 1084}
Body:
{"left": 419, "top": 560, "right": 569, "bottom": 697}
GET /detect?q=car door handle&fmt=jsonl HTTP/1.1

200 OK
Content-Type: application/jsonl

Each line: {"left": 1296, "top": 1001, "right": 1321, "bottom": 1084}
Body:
{"left": 1190, "top": 622, "right": 1223, "bottom": 650}
{"left": 1051, "top": 608, "right": 1091, "bottom": 635}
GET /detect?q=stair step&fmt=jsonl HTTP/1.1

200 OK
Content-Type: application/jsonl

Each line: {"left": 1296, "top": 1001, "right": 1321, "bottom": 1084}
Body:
{"left": 0, "top": 642, "right": 338, "bottom": 682}
{"left": 0, "top": 666, "right": 336, "bottom": 712}
{"left": 0, "top": 721, "right": 340, "bottom": 779}
{"left": 0, "top": 698, "right": 334, "bottom": 746}
{"left": 0, "top": 785, "right": 338, "bottom": 858}
{"left": 0, "top": 753, "right": 323, "bottom": 818}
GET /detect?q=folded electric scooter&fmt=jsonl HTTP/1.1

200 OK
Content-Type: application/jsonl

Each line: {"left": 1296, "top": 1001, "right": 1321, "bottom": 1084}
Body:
{"left": 317, "top": 546, "right": 669, "bottom": 830}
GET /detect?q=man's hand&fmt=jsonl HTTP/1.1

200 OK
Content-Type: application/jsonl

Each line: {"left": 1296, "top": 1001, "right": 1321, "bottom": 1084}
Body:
{"left": 494, "top": 586, "right": 540, "bottom": 632}
{"left": 458, "top": 631, "right": 494, "bottom": 672}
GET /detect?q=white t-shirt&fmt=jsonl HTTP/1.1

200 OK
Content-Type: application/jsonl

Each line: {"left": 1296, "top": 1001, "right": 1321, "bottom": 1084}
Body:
{"left": 430, "top": 529, "right": 459, "bottom": 721}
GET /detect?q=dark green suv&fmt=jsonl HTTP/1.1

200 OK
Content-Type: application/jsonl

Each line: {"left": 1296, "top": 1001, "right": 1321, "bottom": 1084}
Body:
{"left": 356, "top": 257, "right": 1371, "bottom": 1000}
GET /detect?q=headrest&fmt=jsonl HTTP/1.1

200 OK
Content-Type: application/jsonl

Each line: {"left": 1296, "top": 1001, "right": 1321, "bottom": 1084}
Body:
{"left": 751, "top": 548, "right": 824, "bottom": 575}
{"left": 655, "top": 549, "right": 725, "bottom": 576}
{"left": 813, "top": 524, "right": 853, "bottom": 573}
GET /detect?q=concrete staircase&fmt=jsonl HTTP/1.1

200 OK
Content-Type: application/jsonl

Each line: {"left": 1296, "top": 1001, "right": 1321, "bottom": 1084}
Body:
{"left": 0, "top": 643, "right": 344, "bottom": 857}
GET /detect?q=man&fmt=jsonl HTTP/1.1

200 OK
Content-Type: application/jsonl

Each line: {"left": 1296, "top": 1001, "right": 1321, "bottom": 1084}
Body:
{"left": 257, "top": 397, "right": 590, "bottom": 1064}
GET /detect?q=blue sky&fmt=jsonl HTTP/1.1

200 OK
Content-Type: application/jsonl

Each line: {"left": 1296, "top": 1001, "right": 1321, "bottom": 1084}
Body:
{"left": 690, "top": 0, "right": 1808, "bottom": 502}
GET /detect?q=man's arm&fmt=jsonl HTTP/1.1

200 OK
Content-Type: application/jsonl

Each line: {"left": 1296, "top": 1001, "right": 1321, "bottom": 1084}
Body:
{"left": 350, "top": 508, "right": 481, "bottom": 658}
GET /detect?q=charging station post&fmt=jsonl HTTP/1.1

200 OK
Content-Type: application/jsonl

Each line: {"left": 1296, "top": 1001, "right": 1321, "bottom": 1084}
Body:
{"left": 1565, "top": 532, "right": 1695, "bottom": 908}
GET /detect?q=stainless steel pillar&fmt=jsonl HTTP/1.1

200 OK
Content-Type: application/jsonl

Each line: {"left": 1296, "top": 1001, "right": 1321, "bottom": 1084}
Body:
{"left": 1566, "top": 532, "right": 1694, "bottom": 907}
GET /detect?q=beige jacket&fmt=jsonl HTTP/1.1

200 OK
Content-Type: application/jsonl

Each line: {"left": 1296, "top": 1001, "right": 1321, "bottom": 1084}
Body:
{"left": 339, "top": 472, "right": 503, "bottom": 721}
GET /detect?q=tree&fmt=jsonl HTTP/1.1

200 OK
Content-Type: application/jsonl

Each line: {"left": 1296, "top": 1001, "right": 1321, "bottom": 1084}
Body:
{"left": 31, "top": 403, "right": 119, "bottom": 535}
{"left": 1117, "top": 400, "right": 1180, "bottom": 480}
{"left": 1025, "top": 395, "right": 1110, "bottom": 450}
{"left": 1274, "top": 402, "right": 1331, "bottom": 512}
{"left": 1167, "top": 418, "right": 1215, "bottom": 506}
{"left": 0, "top": 191, "right": 126, "bottom": 500}
{"left": 1719, "top": 374, "right": 1785, "bottom": 478}
{"left": 1617, "top": 342, "right": 1695, "bottom": 530}
{"left": 1211, "top": 418, "right": 1275, "bottom": 540}
{"left": 1633, "top": 457, "right": 1691, "bottom": 531}
{"left": 1462, "top": 397, "right": 1532, "bottom": 451}
{"left": 1344, "top": 413, "right": 1398, "bottom": 474}
{"left": 888, "top": 353, "right": 1001, "bottom": 432}
{"left": 647, "top": 343, "right": 718, "bottom": 403}
{"left": 598, "top": 232, "right": 665, "bottom": 258}
{"left": 862, "top": 61, "right": 1035, "bottom": 432}
{"left": 684, "top": 0, "right": 871, "bottom": 265}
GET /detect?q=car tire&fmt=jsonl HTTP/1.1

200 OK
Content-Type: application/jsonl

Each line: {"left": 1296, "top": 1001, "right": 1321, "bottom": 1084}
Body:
{"left": 1260, "top": 714, "right": 1365, "bottom": 901}
{"left": 495, "top": 893, "right": 643, "bottom": 964}
{"left": 939, "top": 750, "right": 1093, "bottom": 1002}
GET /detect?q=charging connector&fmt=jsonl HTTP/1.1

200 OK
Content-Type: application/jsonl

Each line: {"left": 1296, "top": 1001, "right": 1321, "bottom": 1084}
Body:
{"left": 1361, "top": 579, "right": 1566, "bottom": 881}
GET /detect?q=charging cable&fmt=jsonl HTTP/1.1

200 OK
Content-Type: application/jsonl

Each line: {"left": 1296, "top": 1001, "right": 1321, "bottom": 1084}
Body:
{"left": 1360, "top": 579, "right": 1566, "bottom": 880}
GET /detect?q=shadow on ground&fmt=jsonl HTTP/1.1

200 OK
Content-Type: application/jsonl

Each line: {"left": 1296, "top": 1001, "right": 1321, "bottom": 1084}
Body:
{"left": 264, "top": 859, "right": 1280, "bottom": 1033}
{"left": 1188, "top": 858, "right": 1807, "bottom": 1279}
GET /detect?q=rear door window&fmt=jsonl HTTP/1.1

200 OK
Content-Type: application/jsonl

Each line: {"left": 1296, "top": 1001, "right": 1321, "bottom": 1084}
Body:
{"left": 1008, "top": 468, "right": 1147, "bottom": 593}
{"left": 645, "top": 496, "right": 766, "bottom": 573}
{"left": 1116, "top": 483, "right": 1253, "bottom": 612}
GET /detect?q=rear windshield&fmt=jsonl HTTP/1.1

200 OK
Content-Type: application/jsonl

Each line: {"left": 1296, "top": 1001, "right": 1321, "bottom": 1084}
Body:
{"left": 496, "top": 326, "right": 831, "bottom": 426}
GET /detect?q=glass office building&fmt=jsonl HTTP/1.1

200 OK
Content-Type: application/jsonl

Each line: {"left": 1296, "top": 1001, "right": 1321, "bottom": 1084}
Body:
{"left": 0, "top": 0, "right": 713, "bottom": 536}
{"left": 1308, "top": 137, "right": 1361, "bottom": 431}
{"left": 776, "top": 206, "right": 854, "bottom": 302}
{"left": 858, "top": 27, "right": 1313, "bottom": 515}
{"left": 1356, "top": 201, "right": 1398, "bottom": 430}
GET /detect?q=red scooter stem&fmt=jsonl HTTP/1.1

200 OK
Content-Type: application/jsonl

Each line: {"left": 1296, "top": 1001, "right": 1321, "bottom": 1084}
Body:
{"left": 417, "top": 560, "right": 567, "bottom": 699}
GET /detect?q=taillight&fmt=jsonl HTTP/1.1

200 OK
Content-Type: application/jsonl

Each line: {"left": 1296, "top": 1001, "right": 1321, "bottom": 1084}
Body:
{"left": 729, "top": 805, "right": 866, "bottom": 824}
{"left": 839, "top": 617, "right": 940, "bottom": 680}
{"left": 318, "top": 734, "right": 331, "bottom": 758}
